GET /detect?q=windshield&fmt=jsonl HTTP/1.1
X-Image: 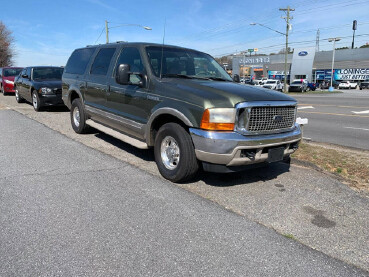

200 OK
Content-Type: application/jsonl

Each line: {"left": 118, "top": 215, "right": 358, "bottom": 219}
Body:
{"left": 4, "top": 68, "right": 22, "bottom": 77}
{"left": 146, "top": 46, "right": 232, "bottom": 81}
{"left": 291, "top": 81, "right": 302, "bottom": 84}
{"left": 266, "top": 80, "right": 276, "bottom": 84}
{"left": 32, "top": 67, "right": 63, "bottom": 80}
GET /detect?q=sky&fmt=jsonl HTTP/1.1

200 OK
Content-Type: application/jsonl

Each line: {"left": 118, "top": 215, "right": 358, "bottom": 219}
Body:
{"left": 1, "top": 0, "right": 369, "bottom": 67}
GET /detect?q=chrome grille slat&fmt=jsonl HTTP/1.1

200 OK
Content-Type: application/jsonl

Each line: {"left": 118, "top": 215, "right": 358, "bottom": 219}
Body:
{"left": 244, "top": 106, "right": 296, "bottom": 132}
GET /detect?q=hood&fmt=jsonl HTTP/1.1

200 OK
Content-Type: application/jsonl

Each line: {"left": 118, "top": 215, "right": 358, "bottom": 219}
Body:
{"left": 33, "top": 79, "right": 62, "bottom": 89}
{"left": 3, "top": 76, "right": 15, "bottom": 82}
{"left": 157, "top": 79, "right": 296, "bottom": 108}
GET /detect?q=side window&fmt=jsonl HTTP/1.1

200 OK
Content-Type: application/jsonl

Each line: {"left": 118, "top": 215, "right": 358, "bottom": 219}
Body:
{"left": 0, "top": 68, "right": 2, "bottom": 77}
{"left": 65, "top": 48, "right": 96, "bottom": 75}
{"left": 26, "top": 68, "right": 31, "bottom": 78}
{"left": 90, "top": 48, "right": 116, "bottom": 75}
{"left": 116, "top": 47, "right": 144, "bottom": 83}
{"left": 20, "top": 69, "right": 26, "bottom": 77}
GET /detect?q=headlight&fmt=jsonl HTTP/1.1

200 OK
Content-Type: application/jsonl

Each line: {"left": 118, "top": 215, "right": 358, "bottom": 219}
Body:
{"left": 4, "top": 79, "right": 14, "bottom": 85}
{"left": 200, "top": 108, "right": 236, "bottom": 131}
{"left": 40, "top": 87, "right": 52, "bottom": 94}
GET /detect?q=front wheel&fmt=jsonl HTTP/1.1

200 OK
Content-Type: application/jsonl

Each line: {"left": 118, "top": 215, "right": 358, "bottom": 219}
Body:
{"left": 1, "top": 86, "right": 5, "bottom": 96}
{"left": 154, "top": 123, "right": 199, "bottom": 182}
{"left": 32, "top": 91, "right": 41, "bottom": 111}
{"left": 70, "top": 98, "right": 89, "bottom": 134}
{"left": 15, "top": 88, "right": 23, "bottom": 103}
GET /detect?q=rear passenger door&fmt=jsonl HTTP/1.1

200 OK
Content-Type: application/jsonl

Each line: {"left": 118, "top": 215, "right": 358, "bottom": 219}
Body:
{"left": 84, "top": 47, "right": 117, "bottom": 112}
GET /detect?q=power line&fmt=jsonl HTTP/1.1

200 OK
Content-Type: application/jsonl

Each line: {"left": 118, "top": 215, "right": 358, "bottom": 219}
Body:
{"left": 94, "top": 27, "right": 105, "bottom": 44}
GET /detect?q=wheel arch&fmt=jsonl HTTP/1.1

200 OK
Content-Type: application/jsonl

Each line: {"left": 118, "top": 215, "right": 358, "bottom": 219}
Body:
{"left": 146, "top": 108, "right": 197, "bottom": 147}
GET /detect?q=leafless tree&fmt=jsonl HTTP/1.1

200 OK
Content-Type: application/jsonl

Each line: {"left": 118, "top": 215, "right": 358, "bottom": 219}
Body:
{"left": 0, "top": 21, "right": 14, "bottom": 67}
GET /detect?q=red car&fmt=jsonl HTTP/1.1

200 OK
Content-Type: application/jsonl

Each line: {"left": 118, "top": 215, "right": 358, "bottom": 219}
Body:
{"left": 0, "top": 67, "right": 23, "bottom": 95}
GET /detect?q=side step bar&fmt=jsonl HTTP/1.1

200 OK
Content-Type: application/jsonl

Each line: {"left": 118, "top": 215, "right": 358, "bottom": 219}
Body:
{"left": 86, "top": 119, "right": 149, "bottom": 149}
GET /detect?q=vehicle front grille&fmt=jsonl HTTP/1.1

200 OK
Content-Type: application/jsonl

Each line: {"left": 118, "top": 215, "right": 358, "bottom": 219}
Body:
{"left": 238, "top": 105, "right": 296, "bottom": 133}
{"left": 53, "top": 88, "right": 62, "bottom": 94}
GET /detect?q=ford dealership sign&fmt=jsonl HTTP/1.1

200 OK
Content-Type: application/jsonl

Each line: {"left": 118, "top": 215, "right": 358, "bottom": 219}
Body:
{"left": 298, "top": 51, "right": 308, "bottom": 56}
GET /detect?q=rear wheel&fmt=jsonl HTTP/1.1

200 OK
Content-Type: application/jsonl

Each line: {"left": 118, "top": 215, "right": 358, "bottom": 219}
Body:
{"left": 154, "top": 123, "right": 199, "bottom": 182}
{"left": 71, "top": 98, "right": 89, "bottom": 133}
{"left": 32, "top": 91, "right": 41, "bottom": 111}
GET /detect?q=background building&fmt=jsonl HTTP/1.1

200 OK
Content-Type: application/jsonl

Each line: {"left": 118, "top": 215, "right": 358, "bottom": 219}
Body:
{"left": 231, "top": 47, "right": 369, "bottom": 83}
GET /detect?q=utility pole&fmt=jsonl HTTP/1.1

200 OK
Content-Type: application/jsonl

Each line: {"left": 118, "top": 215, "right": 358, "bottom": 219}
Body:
{"left": 279, "top": 6, "right": 294, "bottom": 93}
{"left": 352, "top": 20, "right": 357, "bottom": 49}
{"left": 105, "top": 20, "right": 109, "bottom": 44}
{"left": 316, "top": 29, "right": 320, "bottom": 52}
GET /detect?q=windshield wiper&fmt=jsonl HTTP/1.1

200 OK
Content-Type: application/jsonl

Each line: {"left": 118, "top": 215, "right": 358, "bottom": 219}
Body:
{"left": 206, "top": 77, "right": 231, "bottom": 82}
{"left": 161, "top": 74, "right": 194, "bottom": 79}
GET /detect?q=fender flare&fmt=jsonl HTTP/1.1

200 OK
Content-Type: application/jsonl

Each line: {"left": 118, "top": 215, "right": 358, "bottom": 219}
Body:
{"left": 145, "top": 107, "right": 195, "bottom": 146}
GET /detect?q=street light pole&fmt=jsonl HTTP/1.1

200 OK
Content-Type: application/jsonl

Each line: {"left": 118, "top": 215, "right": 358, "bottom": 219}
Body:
{"left": 328, "top": 37, "right": 341, "bottom": 91}
{"left": 105, "top": 20, "right": 109, "bottom": 44}
{"left": 279, "top": 6, "right": 294, "bottom": 93}
{"left": 104, "top": 21, "right": 152, "bottom": 44}
{"left": 250, "top": 10, "right": 293, "bottom": 93}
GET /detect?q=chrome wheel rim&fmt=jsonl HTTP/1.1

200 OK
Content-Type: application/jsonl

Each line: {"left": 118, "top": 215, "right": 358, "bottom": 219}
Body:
{"left": 73, "top": 107, "right": 80, "bottom": 128}
{"left": 160, "top": 136, "right": 180, "bottom": 170}
{"left": 32, "top": 93, "right": 37, "bottom": 108}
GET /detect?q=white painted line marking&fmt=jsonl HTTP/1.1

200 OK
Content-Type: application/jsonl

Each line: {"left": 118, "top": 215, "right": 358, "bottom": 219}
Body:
{"left": 351, "top": 110, "right": 369, "bottom": 114}
{"left": 303, "top": 137, "right": 312, "bottom": 140}
{"left": 297, "top": 106, "right": 314, "bottom": 110}
{"left": 344, "top": 127, "right": 369, "bottom": 132}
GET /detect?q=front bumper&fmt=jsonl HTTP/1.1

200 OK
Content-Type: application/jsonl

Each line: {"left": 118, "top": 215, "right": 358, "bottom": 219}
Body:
{"left": 39, "top": 94, "right": 64, "bottom": 106}
{"left": 190, "top": 124, "right": 302, "bottom": 167}
{"left": 289, "top": 86, "right": 303, "bottom": 92}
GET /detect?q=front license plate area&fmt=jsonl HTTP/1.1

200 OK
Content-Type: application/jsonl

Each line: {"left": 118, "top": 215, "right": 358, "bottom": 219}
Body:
{"left": 268, "top": 147, "right": 285, "bottom": 163}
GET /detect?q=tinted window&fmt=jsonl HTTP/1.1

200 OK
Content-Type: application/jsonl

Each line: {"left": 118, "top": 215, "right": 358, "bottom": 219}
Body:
{"left": 3, "top": 68, "right": 23, "bottom": 77}
{"left": 26, "top": 68, "right": 32, "bottom": 77}
{"left": 32, "top": 67, "right": 64, "bottom": 80}
{"left": 65, "top": 48, "right": 96, "bottom": 74}
{"left": 116, "top": 47, "right": 144, "bottom": 83}
{"left": 90, "top": 48, "right": 116, "bottom": 75}
{"left": 146, "top": 46, "right": 232, "bottom": 81}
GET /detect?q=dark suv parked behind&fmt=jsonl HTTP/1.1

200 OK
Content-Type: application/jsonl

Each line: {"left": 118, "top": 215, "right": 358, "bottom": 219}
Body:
{"left": 14, "top": 66, "right": 64, "bottom": 111}
{"left": 62, "top": 42, "right": 302, "bottom": 182}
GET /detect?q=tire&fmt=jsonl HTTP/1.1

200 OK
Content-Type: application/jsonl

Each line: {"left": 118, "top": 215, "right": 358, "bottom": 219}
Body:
{"left": 1, "top": 85, "right": 6, "bottom": 96}
{"left": 154, "top": 123, "right": 199, "bottom": 182}
{"left": 32, "top": 90, "right": 41, "bottom": 111}
{"left": 15, "top": 88, "right": 23, "bottom": 103}
{"left": 360, "top": 87, "right": 363, "bottom": 90}
{"left": 70, "top": 98, "right": 89, "bottom": 134}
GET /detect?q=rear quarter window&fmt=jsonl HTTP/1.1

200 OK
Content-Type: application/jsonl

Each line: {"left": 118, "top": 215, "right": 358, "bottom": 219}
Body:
{"left": 64, "top": 48, "right": 96, "bottom": 75}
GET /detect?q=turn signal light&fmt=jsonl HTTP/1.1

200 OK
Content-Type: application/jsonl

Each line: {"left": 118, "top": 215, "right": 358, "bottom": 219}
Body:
{"left": 200, "top": 109, "right": 235, "bottom": 131}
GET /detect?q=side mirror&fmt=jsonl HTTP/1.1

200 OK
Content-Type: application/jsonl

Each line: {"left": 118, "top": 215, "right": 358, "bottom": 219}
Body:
{"left": 116, "top": 64, "right": 130, "bottom": 84}
{"left": 22, "top": 74, "right": 28, "bottom": 79}
{"left": 233, "top": 74, "right": 240, "bottom": 83}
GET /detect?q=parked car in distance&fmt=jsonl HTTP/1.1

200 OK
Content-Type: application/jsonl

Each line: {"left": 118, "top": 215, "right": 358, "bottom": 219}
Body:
{"left": 14, "top": 66, "right": 64, "bottom": 111}
{"left": 319, "top": 80, "right": 340, "bottom": 89}
{"left": 307, "top": 82, "right": 318, "bottom": 91}
{"left": 288, "top": 80, "right": 308, "bottom": 92}
{"left": 254, "top": 79, "right": 267, "bottom": 87}
{"left": 263, "top": 79, "right": 283, "bottom": 91}
{"left": 62, "top": 42, "right": 301, "bottom": 182}
{"left": 0, "top": 67, "right": 23, "bottom": 95}
{"left": 338, "top": 80, "right": 358, "bottom": 89}
{"left": 359, "top": 79, "right": 369, "bottom": 90}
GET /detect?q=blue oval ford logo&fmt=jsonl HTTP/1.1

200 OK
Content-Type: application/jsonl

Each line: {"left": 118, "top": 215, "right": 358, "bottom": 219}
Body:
{"left": 298, "top": 51, "right": 308, "bottom": 56}
{"left": 273, "top": 115, "right": 284, "bottom": 123}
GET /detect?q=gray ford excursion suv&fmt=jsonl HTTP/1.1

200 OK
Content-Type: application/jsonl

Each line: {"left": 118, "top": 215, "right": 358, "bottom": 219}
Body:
{"left": 62, "top": 42, "right": 302, "bottom": 182}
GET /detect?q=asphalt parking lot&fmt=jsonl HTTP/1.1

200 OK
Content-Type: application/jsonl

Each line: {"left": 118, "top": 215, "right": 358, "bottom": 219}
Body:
{"left": 0, "top": 92, "right": 368, "bottom": 273}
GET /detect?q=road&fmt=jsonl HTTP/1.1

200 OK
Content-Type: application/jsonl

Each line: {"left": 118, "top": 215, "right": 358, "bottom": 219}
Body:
{"left": 294, "top": 90, "right": 369, "bottom": 150}
{"left": 1, "top": 93, "right": 369, "bottom": 273}
{"left": 1, "top": 109, "right": 367, "bottom": 276}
